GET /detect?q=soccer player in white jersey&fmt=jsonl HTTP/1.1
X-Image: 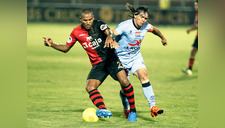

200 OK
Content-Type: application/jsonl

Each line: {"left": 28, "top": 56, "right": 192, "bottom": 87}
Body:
{"left": 105, "top": 3, "right": 167, "bottom": 118}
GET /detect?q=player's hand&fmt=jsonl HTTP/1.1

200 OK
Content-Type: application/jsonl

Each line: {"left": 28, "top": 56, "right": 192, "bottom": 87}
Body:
{"left": 187, "top": 29, "right": 191, "bottom": 34}
{"left": 42, "top": 37, "right": 53, "bottom": 47}
{"left": 162, "top": 38, "right": 167, "bottom": 46}
{"left": 104, "top": 36, "right": 114, "bottom": 49}
{"left": 111, "top": 40, "right": 119, "bottom": 49}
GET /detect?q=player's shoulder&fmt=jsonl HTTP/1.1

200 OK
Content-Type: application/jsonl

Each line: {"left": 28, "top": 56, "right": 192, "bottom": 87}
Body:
{"left": 70, "top": 25, "right": 83, "bottom": 37}
{"left": 116, "top": 19, "right": 132, "bottom": 29}
{"left": 73, "top": 25, "right": 82, "bottom": 31}
{"left": 143, "top": 22, "right": 153, "bottom": 29}
{"left": 94, "top": 20, "right": 106, "bottom": 25}
{"left": 144, "top": 22, "right": 152, "bottom": 26}
{"left": 94, "top": 20, "right": 109, "bottom": 31}
{"left": 120, "top": 19, "right": 133, "bottom": 25}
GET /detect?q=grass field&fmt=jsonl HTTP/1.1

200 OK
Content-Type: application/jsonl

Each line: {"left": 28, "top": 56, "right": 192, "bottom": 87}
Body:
{"left": 27, "top": 23, "right": 198, "bottom": 128}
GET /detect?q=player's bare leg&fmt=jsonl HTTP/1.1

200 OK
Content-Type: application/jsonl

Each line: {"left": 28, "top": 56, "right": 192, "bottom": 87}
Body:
{"left": 183, "top": 47, "right": 198, "bottom": 75}
{"left": 190, "top": 47, "right": 198, "bottom": 59}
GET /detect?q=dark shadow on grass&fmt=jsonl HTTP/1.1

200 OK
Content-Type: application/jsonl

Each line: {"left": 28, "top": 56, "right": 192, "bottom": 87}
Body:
{"left": 137, "top": 111, "right": 157, "bottom": 122}
{"left": 111, "top": 111, "right": 126, "bottom": 118}
{"left": 168, "top": 74, "right": 198, "bottom": 82}
{"left": 111, "top": 110, "right": 157, "bottom": 122}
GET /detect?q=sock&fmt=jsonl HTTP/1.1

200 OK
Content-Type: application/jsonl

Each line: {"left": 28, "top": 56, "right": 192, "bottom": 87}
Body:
{"left": 122, "top": 84, "right": 136, "bottom": 112}
{"left": 188, "top": 58, "right": 195, "bottom": 70}
{"left": 142, "top": 82, "right": 156, "bottom": 109}
{"left": 119, "top": 91, "right": 130, "bottom": 110}
{"left": 89, "top": 89, "right": 107, "bottom": 109}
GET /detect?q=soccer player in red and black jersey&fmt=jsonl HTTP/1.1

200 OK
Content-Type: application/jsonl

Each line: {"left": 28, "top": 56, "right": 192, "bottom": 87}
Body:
{"left": 42, "top": 8, "right": 137, "bottom": 122}
{"left": 183, "top": 0, "right": 198, "bottom": 75}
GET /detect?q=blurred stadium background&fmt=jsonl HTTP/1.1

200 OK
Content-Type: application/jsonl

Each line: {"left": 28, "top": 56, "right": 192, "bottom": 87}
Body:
{"left": 27, "top": 1, "right": 198, "bottom": 127}
{"left": 27, "top": 0, "right": 196, "bottom": 25}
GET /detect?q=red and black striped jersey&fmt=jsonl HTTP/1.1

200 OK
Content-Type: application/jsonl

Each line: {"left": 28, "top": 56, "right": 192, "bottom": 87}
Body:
{"left": 66, "top": 20, "right": 110, "bottom": 66}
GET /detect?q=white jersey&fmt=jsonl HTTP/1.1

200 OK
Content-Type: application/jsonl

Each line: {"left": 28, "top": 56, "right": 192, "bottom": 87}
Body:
{"left": 115, "top": 19, "right": 153, "bottom": 64}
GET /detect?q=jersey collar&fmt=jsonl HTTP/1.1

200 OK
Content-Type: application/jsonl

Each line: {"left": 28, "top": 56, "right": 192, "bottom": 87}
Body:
{"left": 132, "top": 19, "right": 141, "bottom": 30}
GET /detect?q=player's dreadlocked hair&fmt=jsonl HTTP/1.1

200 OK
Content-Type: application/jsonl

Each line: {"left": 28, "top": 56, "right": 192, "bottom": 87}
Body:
{"left": 126, "top": 3, "right": 150, "bottom": 18}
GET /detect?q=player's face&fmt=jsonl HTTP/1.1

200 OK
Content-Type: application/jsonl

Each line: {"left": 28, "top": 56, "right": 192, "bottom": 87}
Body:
{"left": 134, "top": 12, "right": 148, "bottom": 28}
{"left": 194, "top": 2, "right": 198, "bottom": 11}
{"left": 80, "top": 13, "right": 94, "bottom": 30}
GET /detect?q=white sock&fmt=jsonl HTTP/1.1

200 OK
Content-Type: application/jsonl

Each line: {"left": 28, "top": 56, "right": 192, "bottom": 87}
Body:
{"left": 142, "top": 82, "right": 156, "bottom": 109}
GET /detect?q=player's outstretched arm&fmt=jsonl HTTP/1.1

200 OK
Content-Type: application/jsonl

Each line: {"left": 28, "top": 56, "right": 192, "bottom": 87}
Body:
{"left": 187, "top": 25, "right": 198, "bottom": 34}
{"left": 152, "top": 27, "right": 167, "bottom": 46}
{"left": 42, "top": 37, "right": 72, "bottom": 53}
{"left": 104, "top": 29, "right": 119, "bottom": 49}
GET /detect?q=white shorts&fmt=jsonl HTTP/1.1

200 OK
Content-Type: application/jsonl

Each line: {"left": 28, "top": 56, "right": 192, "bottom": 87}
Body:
{"left": 119, "top": 53, "right": 146, "bottom": 79}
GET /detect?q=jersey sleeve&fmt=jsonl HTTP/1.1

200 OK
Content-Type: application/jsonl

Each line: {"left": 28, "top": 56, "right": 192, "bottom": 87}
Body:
{"left": 66, "top": 29, "right": 77, "bottom": 46}
{"left": 114, "top": 22, "right": 126, "bottom": 35}
{"left": 97, "top": 20, "right": 109, "bottom": 32}
{"left": 147, "top": 23, "right": 154, "bottom": 32}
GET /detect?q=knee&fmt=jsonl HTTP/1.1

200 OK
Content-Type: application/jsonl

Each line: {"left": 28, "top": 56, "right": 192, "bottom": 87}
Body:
{"left": 119, "top": 78, "right": 130, "bottom": 87}
{"left": 85, "top": 84, "right": 96, "bottom": 92}
{"left": 140, "top": 75, "right": 149, "bottom": 84}
{"left": 192, "top": 48, "right": 198, "bottom": 53}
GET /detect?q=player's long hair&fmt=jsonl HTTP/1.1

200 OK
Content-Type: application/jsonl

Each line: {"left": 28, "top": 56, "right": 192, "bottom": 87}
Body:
{"left": 126, "top": 3, "right": 150, "bottom": 18}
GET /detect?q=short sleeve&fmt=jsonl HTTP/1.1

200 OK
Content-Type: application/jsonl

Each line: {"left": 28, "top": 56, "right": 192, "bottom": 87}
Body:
{"left": 115, "top": 22, "right": 126, "bottom": 35}
{"left": 66, "top": 29, "right": 77, "bottom": 46}
{"left": 97, "top": 20, "right": 109, "bottom": 32}
{"left": 148, "top": 24, "right": 154, "bottom": 32}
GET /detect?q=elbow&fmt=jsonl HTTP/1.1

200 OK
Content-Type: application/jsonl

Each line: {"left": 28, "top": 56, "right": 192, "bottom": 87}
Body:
{"left": 63, "top": 50, "right": 69, "bottom": 53}
{"left": 63, "top": 47, "right": 71, "bottom": 53}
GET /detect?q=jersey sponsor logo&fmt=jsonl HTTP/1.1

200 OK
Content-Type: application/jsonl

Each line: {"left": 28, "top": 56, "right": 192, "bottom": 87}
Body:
{"left": 82, "top": 38, "right": 102, "bottom": 49}
{"left": 67, "top": 36, "right": 72, "bottom": 43}
{"left": 100, "top": 24, "right": 108, "bottom": 31}
{"left": 128, "top": 39, "right": 141, "bottom": 46}
{"left": 135, "top": 31, "right": 140, "bottom": 36}
{"left": 86, "top": 36, "right": 93, "bottom": 41}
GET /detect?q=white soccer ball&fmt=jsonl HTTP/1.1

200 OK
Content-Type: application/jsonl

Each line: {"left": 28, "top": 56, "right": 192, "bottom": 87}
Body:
{"left": 82, "top": 108, "right": 99, "bottom": 122}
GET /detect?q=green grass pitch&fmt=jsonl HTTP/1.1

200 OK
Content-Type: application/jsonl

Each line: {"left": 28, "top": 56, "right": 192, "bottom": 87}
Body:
{"left": 27, "top": 23, "right": 198, "bottom": 128}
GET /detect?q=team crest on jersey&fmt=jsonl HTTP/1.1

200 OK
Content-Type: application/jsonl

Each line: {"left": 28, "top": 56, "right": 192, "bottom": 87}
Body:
{"left": 67, "top": 36, "right": 72, "bottom": 43}
{"left": 100, "top": 24, "right": 108, "bottom": 31}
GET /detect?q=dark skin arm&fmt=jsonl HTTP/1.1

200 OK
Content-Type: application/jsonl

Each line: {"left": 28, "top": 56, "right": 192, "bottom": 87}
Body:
{"left": 104, "top": 29, "right": 119, "bottom": 49}
{"left": 42, "top": 37, "right": 72, "bottom": 53}
{"left": 187, "top": 25, "right": 198, "bottom": 34}
{"left": 152, "top": 27, "right": 167, "bottom": 46}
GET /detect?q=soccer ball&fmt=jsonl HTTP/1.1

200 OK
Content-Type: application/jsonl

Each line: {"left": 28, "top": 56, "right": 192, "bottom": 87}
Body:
{"left": 82, "top": 108, "right": 99, "bottom": 122}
